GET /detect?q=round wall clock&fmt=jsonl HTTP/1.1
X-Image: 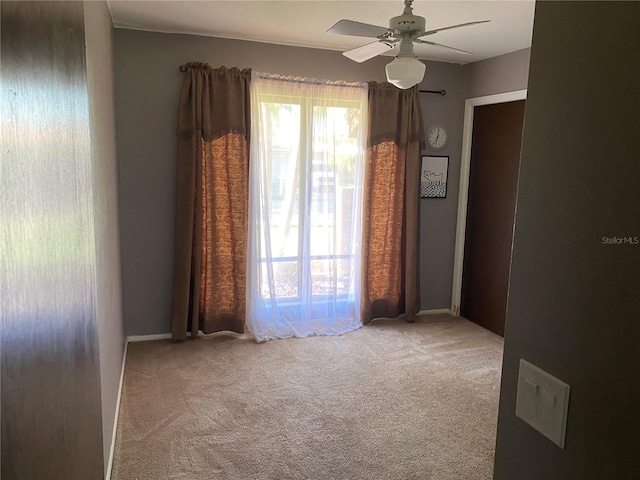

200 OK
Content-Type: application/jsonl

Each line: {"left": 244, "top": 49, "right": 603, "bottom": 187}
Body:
{"left": 427, "top": 125, "right": 448, "bottom": 150}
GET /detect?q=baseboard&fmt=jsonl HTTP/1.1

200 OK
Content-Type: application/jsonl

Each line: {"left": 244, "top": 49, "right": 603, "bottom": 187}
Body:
{"left": 126, "top": 333, "right": 172, "bottom": 342}
{"left": 418, "top": 308, "right": 452, "bottom": 316}
{"left": 105, "top": 338, "right": 128, "bottom": 480}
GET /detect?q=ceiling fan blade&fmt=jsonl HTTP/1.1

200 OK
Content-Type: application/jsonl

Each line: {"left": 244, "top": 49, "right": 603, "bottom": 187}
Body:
{"left": 418, "top": 20, "right": 490, "bottom": 38}
{"left": 328, "top": 19, "right": 391, "bottom": 38}
{"left": 414, "top": 39, "right": 472, "bottom": 55}
{"left": 343, "top": 40, "right": 396, "bottom": 63}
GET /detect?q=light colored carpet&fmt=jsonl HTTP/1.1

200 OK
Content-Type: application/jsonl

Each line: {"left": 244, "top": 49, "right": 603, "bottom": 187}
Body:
{"left": 111, "top": 314, "right": 503, "bottom": 480}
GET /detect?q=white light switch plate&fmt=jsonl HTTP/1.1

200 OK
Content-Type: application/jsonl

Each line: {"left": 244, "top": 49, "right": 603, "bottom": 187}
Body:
{"left": 515, "top": 359, "right": 570, "bottom": 448}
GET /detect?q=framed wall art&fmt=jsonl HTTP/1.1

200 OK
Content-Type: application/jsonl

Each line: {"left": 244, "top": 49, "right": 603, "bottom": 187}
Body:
{"left": 420, "top": 155, "right": 449, "bottom": 198}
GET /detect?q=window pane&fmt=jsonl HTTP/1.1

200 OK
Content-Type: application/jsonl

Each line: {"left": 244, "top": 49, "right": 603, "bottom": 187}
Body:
{"left": 259, "top": 260, "right": 299, "bottom": 299}
{"left": 309, "top": 105, "right": 359, "bottom": 258}
{"left": 261, "top": 102, "right": 300, "bottom": 260}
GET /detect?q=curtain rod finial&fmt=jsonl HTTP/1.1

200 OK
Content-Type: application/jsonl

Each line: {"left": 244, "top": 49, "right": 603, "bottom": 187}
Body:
{"left": 419, "top": 89, "right": 446, "bottom": 96}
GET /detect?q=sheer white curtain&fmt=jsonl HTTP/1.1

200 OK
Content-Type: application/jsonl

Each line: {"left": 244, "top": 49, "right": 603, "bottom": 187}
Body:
{"left": 246, "top": 73, "right": 368, "bottom": 342}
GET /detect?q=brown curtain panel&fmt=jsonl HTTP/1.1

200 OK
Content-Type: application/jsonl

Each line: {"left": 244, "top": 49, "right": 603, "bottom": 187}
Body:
{"left": 361, "top": 82, "right": 425, "bottom": 325}
{"left": 171, "top": 63, "right": 251, "bottom": 339}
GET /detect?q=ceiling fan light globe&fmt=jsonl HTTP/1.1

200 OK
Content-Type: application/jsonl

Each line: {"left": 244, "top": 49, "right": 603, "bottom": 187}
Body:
{"left": 385, "top": 57, "right": 426, "bottom": 89}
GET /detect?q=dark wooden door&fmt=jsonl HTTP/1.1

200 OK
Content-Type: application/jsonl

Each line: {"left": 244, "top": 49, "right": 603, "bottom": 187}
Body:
{"left": 461, "top": 100, "right": 525, "bottom": 336}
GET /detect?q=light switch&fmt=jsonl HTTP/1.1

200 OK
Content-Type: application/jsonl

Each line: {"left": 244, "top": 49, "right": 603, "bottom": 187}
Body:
{"left": 520, "top": 379, "right": 538, "bottom": 420}
{"left": 515, "top": 359, "right": 570, "bottom": 448}
{"left": 539, "top": 388, "right": 557, "bottom": 427}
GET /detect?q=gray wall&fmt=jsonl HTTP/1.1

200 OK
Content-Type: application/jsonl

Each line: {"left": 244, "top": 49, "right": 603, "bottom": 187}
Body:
{"left": 85, "top": 1, "right": 126, "bottom": 473}
{"left": 114, "top": 28, "right": 467, "bottom": 334}
{"left": 494, "top": 2, "right": 640, "bottom": 478}
{"left": 419, "top": 63, "right": 465, "bottom": 310}
{"left": 464, "top": 48, "right": 531, "bottom": 99}
{"left": 1, "top": 2, "right": 105, "bottom": 477}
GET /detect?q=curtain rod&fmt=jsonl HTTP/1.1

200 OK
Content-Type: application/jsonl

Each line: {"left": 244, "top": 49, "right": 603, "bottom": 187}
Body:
{"left": 179, "top": 65, "right": 445, "bottom": 95}
{"left": 419, "top": 89, "right": 446, "bottom": 96}
{"left": 252, "top": 72, "right": 366, "bottom": 87}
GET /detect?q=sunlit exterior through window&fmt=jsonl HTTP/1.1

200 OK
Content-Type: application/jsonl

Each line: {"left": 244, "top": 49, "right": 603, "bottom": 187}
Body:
{"left": 247, "top": 74, "right": 368, "bottom": 342}
{"left": 260, "top": 103, "right": 358, "bottom": 297}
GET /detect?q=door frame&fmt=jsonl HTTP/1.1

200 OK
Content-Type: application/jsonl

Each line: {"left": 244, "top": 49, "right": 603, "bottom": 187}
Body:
{"left": 450, "top": 89, "right": 527, "bottom": 315}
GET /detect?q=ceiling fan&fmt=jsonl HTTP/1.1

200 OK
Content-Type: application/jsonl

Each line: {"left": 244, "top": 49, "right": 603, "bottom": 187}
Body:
{"left": 327, "top": 0, "right": 489, "bottom": 89}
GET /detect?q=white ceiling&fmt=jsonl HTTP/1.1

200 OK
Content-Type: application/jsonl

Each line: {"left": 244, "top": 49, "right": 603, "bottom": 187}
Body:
{"left": 108, "top": 0, "right": 535, "bottom": 65}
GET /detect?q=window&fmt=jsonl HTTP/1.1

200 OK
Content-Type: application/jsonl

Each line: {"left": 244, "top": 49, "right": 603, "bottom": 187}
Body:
{"left": 246, "top": 74, "right": 368, "bottom": 342}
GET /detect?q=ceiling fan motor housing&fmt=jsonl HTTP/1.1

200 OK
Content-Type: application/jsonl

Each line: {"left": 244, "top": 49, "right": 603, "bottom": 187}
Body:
{"left": 389, "top": 14, "right": 425, "bottom": 34}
